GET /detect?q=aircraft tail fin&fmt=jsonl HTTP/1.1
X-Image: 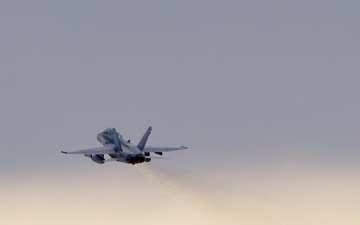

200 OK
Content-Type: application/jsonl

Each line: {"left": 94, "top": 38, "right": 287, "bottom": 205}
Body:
{"left": 137, "top": 126, "right": 152, "bottom": 150}
{"left": 113, "top": 129, "right": 122, "bottom": 152}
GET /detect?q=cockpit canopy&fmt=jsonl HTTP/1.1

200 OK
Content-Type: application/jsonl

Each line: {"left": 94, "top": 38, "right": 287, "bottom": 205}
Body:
{"left": 104, "top": 127, "right": 116, "bottom": 134}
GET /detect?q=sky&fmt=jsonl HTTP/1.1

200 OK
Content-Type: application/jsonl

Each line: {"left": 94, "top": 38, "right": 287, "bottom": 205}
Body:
{"left": 1, "top": 1, "right": 360, "bottom": 224}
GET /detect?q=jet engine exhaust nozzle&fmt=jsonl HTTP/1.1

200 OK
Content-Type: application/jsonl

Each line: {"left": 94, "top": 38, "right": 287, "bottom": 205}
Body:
{"left": 125, "top": 155, "right": 136, "bottom": 164}
{"left": 135, "top": 154, "right": 146, "bottom": 164}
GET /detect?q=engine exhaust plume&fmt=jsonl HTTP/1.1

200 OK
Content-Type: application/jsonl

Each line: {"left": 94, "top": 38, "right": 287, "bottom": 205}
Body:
{"left": 136, "top": 163, "right": 241, "bottom": 224}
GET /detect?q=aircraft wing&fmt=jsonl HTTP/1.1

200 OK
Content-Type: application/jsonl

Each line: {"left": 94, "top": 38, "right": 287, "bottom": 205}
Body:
{"left": 143, "top": 145, "right": 188, "bottom": 153}
{"left": 61, "top": 145, "right": 116, "bottom": 155}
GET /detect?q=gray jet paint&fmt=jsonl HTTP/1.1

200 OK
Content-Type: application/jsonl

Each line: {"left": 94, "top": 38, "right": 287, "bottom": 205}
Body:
{"left": 61, "top": 126, "right": 187, "bottom": 165}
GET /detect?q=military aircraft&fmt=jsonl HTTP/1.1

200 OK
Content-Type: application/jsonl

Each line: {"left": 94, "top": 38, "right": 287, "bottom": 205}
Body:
{"left": 61, "top": 126, "right": 187, "bottom": 164}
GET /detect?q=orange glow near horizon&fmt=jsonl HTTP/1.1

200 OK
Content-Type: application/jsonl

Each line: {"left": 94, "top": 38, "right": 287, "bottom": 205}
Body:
{"left": 1, "top": 163, "right": 359, "bottom": 225}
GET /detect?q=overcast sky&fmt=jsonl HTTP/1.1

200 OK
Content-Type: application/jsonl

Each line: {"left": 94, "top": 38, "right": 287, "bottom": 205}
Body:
{"left": 1, "top": 1, "right": 360, "bottom": 224}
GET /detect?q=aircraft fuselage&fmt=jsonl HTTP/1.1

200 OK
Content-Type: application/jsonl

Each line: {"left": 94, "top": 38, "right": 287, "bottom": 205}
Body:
{"left": 96, "top": 129, "right": 144, "bottom": 164}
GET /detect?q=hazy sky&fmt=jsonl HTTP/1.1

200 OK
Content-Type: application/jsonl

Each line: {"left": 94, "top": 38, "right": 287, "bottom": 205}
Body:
{"left": 1, "top": 1, "right": 360, "bottom": 224}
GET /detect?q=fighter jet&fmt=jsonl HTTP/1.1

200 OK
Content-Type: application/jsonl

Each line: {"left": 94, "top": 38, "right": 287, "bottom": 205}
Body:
{"left": 61, "top": 126, "right": 187, "bottom": 164}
